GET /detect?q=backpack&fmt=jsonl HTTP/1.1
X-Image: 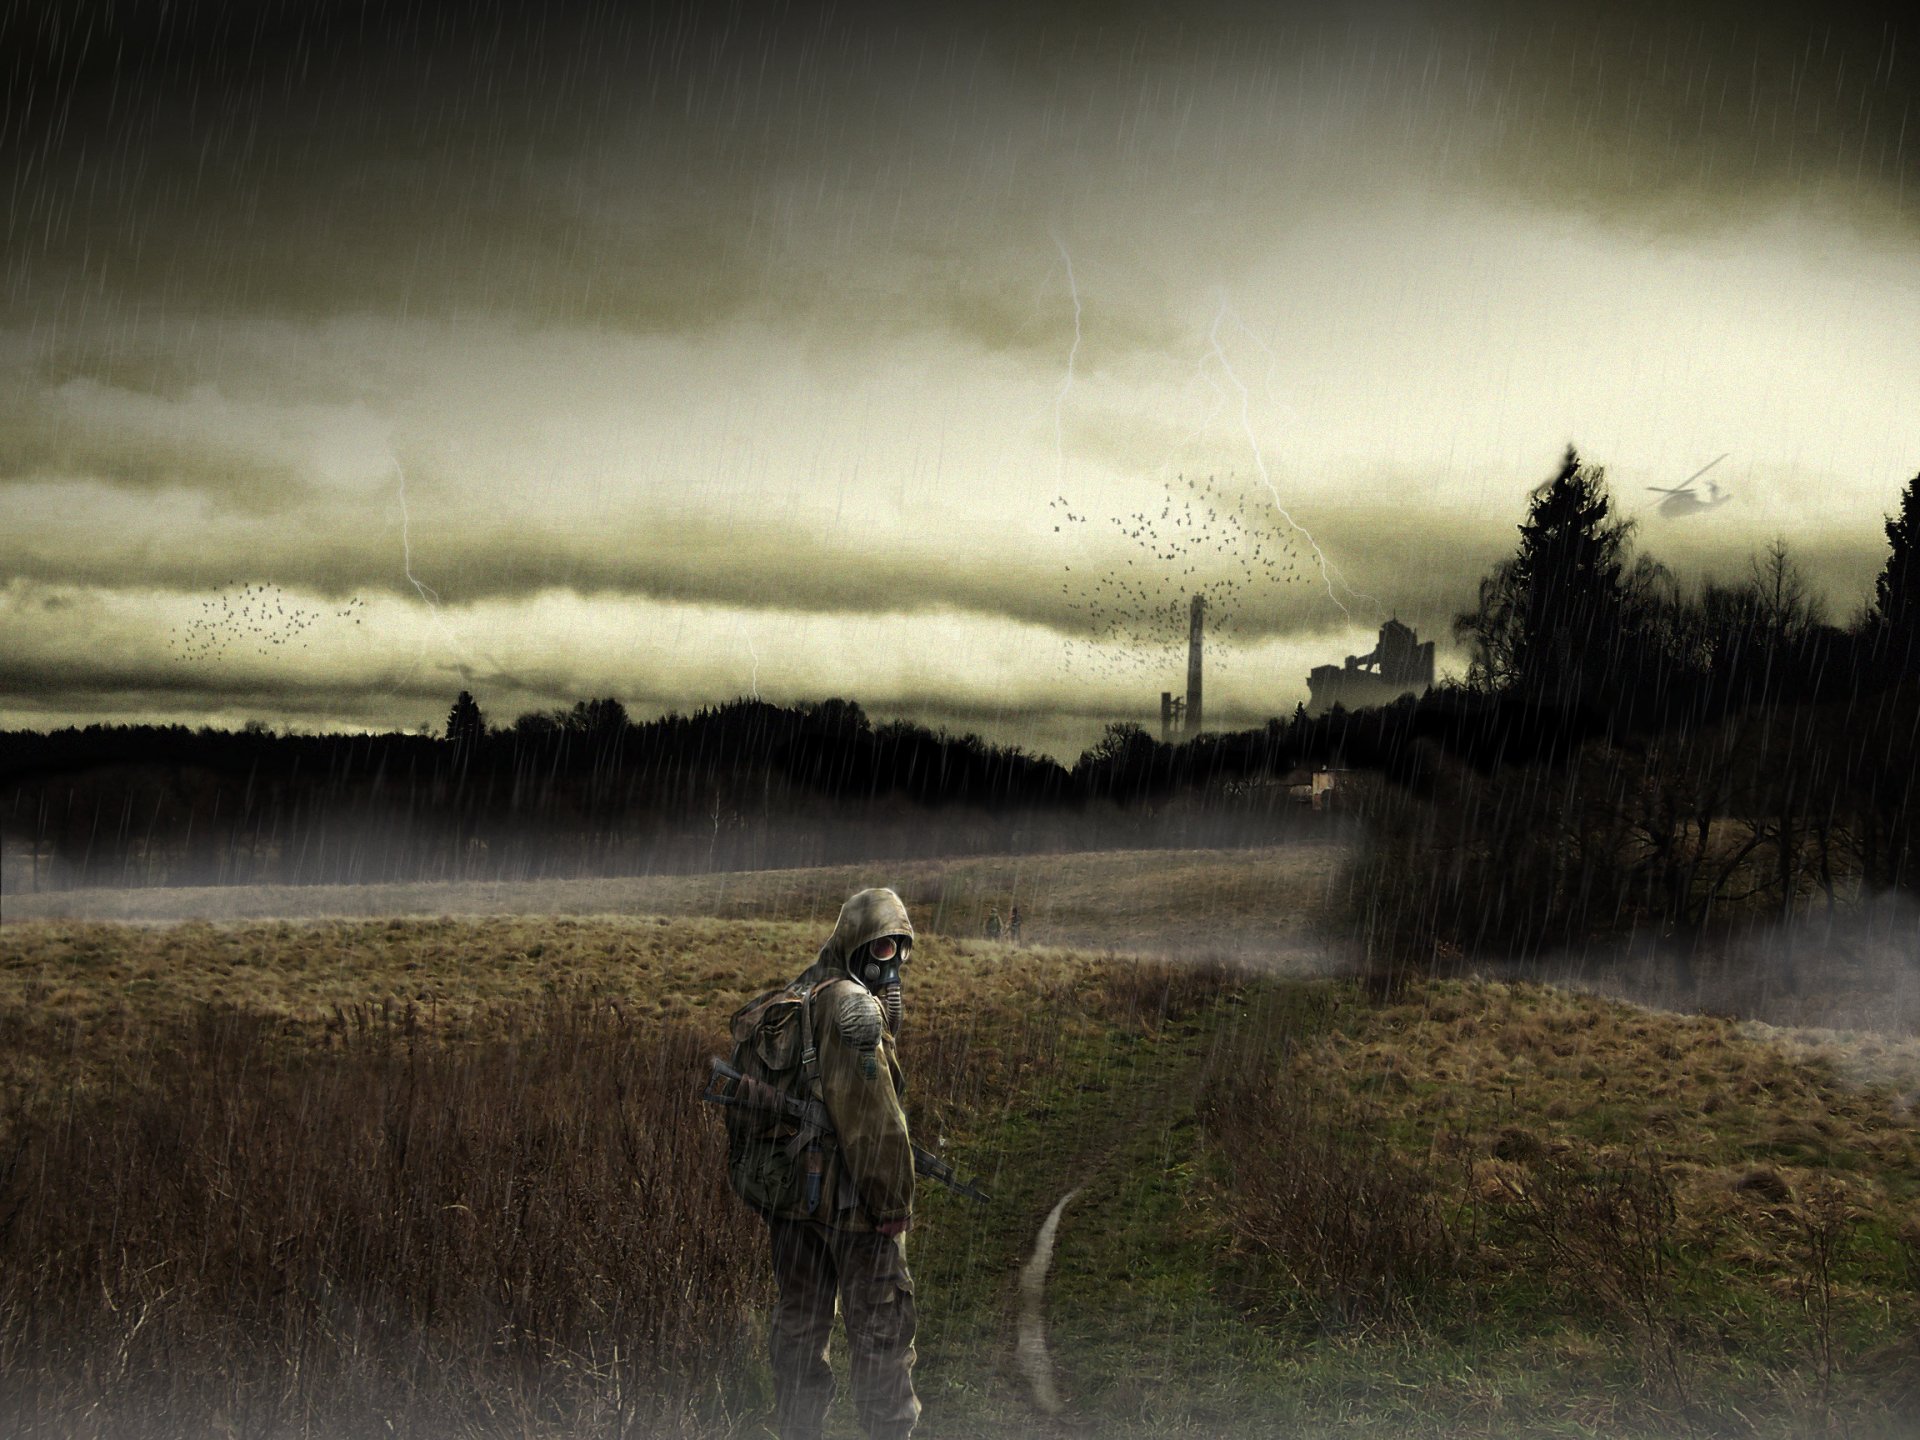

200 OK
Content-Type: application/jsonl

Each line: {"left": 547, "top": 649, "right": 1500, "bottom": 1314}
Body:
{"left": 721, "top": 983, "right": 833, "bottom": 1215}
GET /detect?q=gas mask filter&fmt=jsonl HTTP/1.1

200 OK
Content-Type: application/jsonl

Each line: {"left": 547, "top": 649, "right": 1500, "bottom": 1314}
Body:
{"left": 859, "top": 934, "right": 909, "bottom": 1034}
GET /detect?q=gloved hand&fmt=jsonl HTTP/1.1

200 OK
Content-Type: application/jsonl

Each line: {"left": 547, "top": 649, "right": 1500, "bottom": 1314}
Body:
{"left": 876, "top": 1218, "right": 911, "bottom": 1237}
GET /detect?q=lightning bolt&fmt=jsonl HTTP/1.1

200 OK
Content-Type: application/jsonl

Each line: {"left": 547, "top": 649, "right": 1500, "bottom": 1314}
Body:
{"left": 390, "top": 448, "right": 441, "bottom": 611}
{"left": 1204, "top": 295, "right": 1365, "bottom": 620}
{"left": 1145, "top": 315, "right": 1234, "bottom": 485}
{"left": 385, "top": 446, "right": 467, "bottom": 719}
{"left": 1214, "top": 304, "right": 1304, "bottom": 438}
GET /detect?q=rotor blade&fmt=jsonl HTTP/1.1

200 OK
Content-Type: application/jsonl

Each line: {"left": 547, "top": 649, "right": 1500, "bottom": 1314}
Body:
{"left": 1676, "top": 452, "right": 1730, "bottom": 490}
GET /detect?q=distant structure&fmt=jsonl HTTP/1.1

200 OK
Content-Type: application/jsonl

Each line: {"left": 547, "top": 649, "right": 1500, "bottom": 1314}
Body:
{"left": 1158, "top": 692, "right": 1185, "bottom": 742}
{"left": 1280, "top": 766, "right": 1344, "bottom": 810}
{"left": 1185, "top": 594, "right": 1205, "bottom": 735}
{"left": 1306, "top": 618, "right": 1434, "bottom": 717}
{"left": 1157, "top": 594, "right": 1207, "bottom": 740}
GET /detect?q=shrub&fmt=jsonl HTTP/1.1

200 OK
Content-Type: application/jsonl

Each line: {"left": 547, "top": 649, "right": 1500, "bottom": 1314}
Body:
{"left": 1200, "top": 1061, "right": 1466, "bottom": 1331}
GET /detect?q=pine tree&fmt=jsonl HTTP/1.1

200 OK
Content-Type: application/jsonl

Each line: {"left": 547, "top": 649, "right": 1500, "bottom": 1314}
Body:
{"left": 1871, "top": 471, "right": 1920, "bottom": 678}
{"left": 1455, "top": 445, "right": 1639, "bottom": 707}
{"left": 446, "top": 690, "right": 486, "bottom": 749}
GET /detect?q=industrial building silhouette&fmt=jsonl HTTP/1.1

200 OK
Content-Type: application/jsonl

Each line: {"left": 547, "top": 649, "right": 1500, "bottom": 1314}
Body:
{"left": 1306, "top": 618, "right": 1435, "bottom": 716}
{"left": 1161, "top": 595, "right": 1206, "bottom": 740}
{"left": 1154, "top": 606, "right": 1435, "bottom": 737}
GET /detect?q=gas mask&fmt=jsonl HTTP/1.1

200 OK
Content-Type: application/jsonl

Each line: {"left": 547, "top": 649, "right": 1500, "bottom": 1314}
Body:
{"left": 857, "top": 934, "right": 909, "bottom": 1034}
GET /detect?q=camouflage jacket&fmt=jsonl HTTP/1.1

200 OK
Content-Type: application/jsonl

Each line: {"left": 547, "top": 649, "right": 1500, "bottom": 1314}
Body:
{"left": 761, "top": 974, "right": 914, "bottom": 1230}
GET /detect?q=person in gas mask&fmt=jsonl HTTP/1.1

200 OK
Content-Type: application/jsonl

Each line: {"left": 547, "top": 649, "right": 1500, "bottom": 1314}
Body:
{"left": 762, "top": 887, "right": 919, "bottom": 1440}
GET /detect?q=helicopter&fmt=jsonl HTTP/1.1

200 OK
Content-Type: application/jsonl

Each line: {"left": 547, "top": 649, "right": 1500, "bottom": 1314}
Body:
{"left": 1647, "top": 453, "right": 1733, "bottom": 519}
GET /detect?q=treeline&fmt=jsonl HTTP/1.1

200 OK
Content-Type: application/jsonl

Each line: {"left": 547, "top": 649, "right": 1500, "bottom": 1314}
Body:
{"left": 0, "top": 694, "right": 1346, "bottom": 891}
{"left": 8, "top": 446, "right": 1916, "bottom": 920}
{"left": 1339, "top": 448, "right": 1920, "bottom": 977}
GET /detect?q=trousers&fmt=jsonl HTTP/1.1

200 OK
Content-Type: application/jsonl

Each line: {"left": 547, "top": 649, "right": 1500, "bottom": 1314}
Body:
{"left": 765, "top": 1217, "right": 919, "bottom": 1440}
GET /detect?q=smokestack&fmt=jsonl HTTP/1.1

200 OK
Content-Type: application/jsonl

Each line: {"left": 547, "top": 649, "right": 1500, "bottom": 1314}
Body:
{"left": 1186, "top": 594, "right": 1204, "bottom": 735}
{"left": 1161, "top": 691, "right": 1174, "bottom": 743}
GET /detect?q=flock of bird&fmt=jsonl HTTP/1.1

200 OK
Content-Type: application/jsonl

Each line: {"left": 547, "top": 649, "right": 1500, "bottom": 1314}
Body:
{"left": 1051, "top": 471, "right": 1310, "bottom": 680}
{"left": 166, "top": 471, "right": 1316, "bottom": 680}
{"left": 169, "top": 583, "right": 368, "bottom": 663}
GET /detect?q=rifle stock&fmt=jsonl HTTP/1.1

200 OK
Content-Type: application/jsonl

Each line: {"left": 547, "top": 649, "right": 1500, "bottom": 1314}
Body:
{"left": 705, "top": 1057, "right": 990, "bottom": 1204}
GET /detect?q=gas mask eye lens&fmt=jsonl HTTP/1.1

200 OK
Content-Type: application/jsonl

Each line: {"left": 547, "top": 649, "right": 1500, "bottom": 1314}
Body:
{"left": 868, "top": 937, "right": 899, "bottom": 962}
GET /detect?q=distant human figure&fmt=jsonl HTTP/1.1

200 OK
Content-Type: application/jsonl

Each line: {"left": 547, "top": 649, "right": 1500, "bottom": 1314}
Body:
{"left": 1007, "top": 906, "right": 1022, "bottom": 945}
{"left": 984, "top": 907, "right": 1003, "bottom": 942}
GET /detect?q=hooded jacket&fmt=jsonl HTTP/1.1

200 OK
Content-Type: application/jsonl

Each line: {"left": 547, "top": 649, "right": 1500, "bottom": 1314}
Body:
{"left": 775, "top": 887, "right": 916, "bottom": 1229}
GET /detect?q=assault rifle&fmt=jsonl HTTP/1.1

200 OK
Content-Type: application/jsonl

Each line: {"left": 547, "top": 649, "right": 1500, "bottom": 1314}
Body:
{"left": 703, "top": 1057, "right": 991, "bottom": 1205}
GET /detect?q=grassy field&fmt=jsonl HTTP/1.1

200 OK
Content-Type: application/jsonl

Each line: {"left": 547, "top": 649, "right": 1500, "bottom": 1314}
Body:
{"left": 4, "top": 865, "right": 1919, "bottom": 1438}
{"left": 0, "top": 843, "right": 1345, "bottom": 967}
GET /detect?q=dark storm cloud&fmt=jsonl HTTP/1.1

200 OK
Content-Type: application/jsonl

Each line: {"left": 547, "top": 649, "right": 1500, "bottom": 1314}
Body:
{"left": 1451, "top": 1, "right": 1916, "bottom": 233}
{"left": 918, "top": 271, "right": 1192, "bottom": 371}
{"left": 0, "top": 504, "right": 1050, "bottom": 619}
{"left": 8, "top": 438, "right": 1887, "bottom": 648}
{"left": 0, "top": 471, "right": 1538, "bottom": 644}
{"left": 0, "top": 627, "right": 1207, "bottom": 753}
{"left": 7, "top": 0, "right": 1091, "bottom": 339}
{"left": 0, "top": 376, "right": 388, "bottom": 510}
{"left": 4, "top": 0, "right": 1913, "bottom": 744}
{"left": 11, "top": 1, "right": 1909, "bottom": 347}
{"left": 7, "top": 5, "right": 883, "bottom": 321}
{"left": 0, "top": 649, "right": 455, "bottom": 715}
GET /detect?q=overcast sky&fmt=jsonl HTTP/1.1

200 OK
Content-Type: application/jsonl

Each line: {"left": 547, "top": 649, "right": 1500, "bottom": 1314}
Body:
{"left": 3, "top": 0, "right": 1916, "bottom": 759}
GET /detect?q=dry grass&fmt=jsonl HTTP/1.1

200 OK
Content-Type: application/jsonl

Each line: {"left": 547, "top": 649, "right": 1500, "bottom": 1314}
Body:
{"left": 0, "top": 912, "right": 1239, "bottom": 1439}
{"left": 0, "top": 1005, "right": 762, "bottom": 1438}
{"left": 1202, "top": 974, "right": 1920, "bottom": 1428}
{"left": 0, "top": 915, "right": 1145, "bottom": 1125}
{"left": 7, "top": 900, "right": 1920, "bottom": 1437}
{"left": 1201, "top": 1061, "right": 1467, "bottom": 1332}
{"left": 0, "top": 844, "right": 1346, "bottom": 966}
{"left": 1336, "top": 979, "right": 1920, "bottom": 1201}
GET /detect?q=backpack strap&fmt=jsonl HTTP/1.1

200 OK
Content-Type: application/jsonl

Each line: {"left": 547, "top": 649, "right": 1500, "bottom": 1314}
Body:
{"left": 796, "top": 981, "right": 825, "bottom": 1105}
{"left": 788, "top": 983, "right": 830, "bottom": 1214}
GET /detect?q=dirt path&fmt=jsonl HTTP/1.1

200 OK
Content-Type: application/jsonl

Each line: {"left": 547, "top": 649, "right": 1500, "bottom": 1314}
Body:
{"left": 1018, "top": 1187, "right": 1082, "bottom": 1414}
{"left": 914, "top": 983, "right": 1327, "bottom": 1433}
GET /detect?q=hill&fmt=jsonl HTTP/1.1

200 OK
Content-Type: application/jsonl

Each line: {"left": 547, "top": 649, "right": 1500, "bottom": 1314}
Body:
{"left": 0, "top": 843, "right": 1346, "bottom": 967}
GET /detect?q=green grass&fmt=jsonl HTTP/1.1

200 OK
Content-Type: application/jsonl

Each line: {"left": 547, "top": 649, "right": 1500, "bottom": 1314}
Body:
{"left": 907, "top": 973, "right": 1920, "bottom": 1438}
{"left": 913, "top": 989, "right": 1291, "bottom": 1434}
{"left": 3, "top": 909, "right": 1918, "bottom": 1437}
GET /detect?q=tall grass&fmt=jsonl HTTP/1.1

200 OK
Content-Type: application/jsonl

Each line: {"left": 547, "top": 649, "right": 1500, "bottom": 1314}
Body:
{"left": 6, "top": 910, "right": 1917, "bottom": 1436}
{"left": 1495, "top": 1148, "right": 1692, "bottom": 1407}
{"left": 0, "top": 926, "right": 1201, "bottom": 1439}
{"left": 0, "top": 1001, "right": 764, "bottom": 1438}
{"left": 1199, "top": 1062, "right": 1467, "bottom": 1332}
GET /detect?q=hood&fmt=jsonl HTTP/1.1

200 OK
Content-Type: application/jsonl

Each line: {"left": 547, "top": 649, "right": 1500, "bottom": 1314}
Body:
{"left": 813, "top": 887, "right": 914, "bottom": 975}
